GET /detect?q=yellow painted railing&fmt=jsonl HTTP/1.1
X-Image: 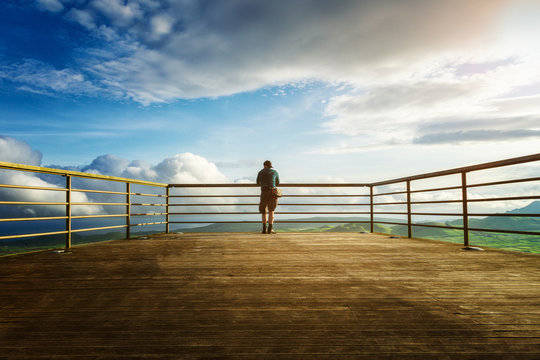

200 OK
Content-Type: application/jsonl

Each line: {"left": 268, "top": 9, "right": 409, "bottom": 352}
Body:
{"left": 0, "top": 153, "right": 539, "bottom": 254}
{"left": 0, "top": 161, "right": 167, "bottom": 249}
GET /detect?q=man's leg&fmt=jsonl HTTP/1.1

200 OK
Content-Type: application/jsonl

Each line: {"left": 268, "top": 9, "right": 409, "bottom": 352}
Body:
{"left": 259, "top": 192, "right": 268, "bottom": 234}
{"left": 261, "top": 212, "right": 267, "bottom": 233}
{"left": 267, "top": 211, "right": 275, "bottom": 234}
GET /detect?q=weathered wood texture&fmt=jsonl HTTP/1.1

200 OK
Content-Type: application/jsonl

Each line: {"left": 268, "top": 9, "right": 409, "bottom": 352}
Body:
{"left": 0, "top": 233, "right": 539, "bottom": 359}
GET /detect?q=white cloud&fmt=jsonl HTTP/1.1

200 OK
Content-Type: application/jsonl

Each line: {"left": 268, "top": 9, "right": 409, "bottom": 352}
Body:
{"left": 78, "top": 152, "right": 228, "bottom": 184}
{"left": 91, "top": 0, "right": 143, "bottom": 28}
{"left": 148, "top": 13, "right": 174, "bottom": 41}
{"left": 65, "top": 8, "right": 97, "bottom": 30}
{"left": 0, "top": 60, "right": 98, "bottom": 97}
{"left": 319, "top": 51, "right": 540, "bottom": 150}
{"left": 0, "top": 135, "right": 42, "bottom": 165}
{"left": 24, "top": 0, "right": 519, "bottom": 104}
{"left": 1, "top": 136, "right": 232, "bottom": 218}
{"left": 36, "top": 0, "right": 64, "bottom": 12}
{"left": 0, "top": 136, "right": 101, "bottom": 216}
{"left": 154, "top": 153, "right": 228, "bottom": 184}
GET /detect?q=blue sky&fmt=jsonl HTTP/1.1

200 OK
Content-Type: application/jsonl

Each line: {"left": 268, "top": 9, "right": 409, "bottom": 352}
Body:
{"left": 1, "top": 0, "right": 539, "bottom": 184}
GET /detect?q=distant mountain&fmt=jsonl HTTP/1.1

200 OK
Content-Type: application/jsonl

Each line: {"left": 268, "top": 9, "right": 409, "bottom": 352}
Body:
{"left": 507, "top": 201, "right": 540, "bottom": 214}
{"left": 444, "top": 201, "right": 540, "bottom": 232}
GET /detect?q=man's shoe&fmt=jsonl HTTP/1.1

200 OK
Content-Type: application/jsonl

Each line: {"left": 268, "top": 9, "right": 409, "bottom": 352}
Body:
{"left": 268, "top": 229, "right": 276, "bottom": 234}
{"left": 261, "top": 229, "right": 267, "bottom": 234}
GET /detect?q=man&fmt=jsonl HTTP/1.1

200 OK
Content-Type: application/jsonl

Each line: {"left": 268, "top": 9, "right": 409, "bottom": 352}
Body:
{"left": 256, "top": 160, "right": 280, "bottom": 234}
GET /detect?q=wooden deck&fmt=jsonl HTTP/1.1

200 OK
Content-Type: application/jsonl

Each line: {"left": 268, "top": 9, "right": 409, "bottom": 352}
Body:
{"left": 0, "top": 232, "right": 539, "bottom": 359}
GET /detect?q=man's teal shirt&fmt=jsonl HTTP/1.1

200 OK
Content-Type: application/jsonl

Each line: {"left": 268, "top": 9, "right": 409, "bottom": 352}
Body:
{"left": 257, "top": 168, "right": 280, "bottom": 188}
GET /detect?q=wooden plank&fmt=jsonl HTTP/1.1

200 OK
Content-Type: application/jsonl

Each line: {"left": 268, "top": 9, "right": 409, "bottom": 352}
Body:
{"left": 0, "top": 233, "right": 538, "bottom": 359}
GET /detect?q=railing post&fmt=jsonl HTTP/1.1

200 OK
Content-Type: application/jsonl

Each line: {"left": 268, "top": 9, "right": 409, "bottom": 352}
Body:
{"left": 166, "top": 186, "right": 170, "bottom": 234}
{"left": 461, "top": 172, "right": 469, "bottom": 247}
{"left": 65, "top": 175, "right": 72, "bottom": 249}
{"left": 126, "top": 182, "right": 131, "bottom": 239}
{"left": 369, "top": 185, "right": 374, "bottom": 233}
{"left": 406, "top": 180, "right": 412, "bottom": 238}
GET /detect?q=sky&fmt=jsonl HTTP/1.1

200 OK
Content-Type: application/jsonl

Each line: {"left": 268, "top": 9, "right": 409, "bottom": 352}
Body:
{"left": 0, "top": 0, "right": 539, "bottom": 184}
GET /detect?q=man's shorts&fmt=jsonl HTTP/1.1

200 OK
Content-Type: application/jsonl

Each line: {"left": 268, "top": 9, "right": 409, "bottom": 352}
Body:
{"left": 259, "top": 188, "right": 278, "bottom": 214}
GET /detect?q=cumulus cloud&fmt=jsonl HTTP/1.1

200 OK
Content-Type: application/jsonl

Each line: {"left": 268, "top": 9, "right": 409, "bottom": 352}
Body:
{"left": 1, "top": 136, "right": 233, "bottom": 219}
{"left": 79, "top": 153, "right": 228, "bottom": 184}
{"left": 0, "top": 135, "right": 42, "bottom": 166}
{"left": 0, "top": 136, "right": 101, "bottom": 217}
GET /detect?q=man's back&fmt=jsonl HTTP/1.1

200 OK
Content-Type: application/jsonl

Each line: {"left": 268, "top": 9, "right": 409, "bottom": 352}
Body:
{"left": 257, "top": 167, "right": 280, "bottom": 188}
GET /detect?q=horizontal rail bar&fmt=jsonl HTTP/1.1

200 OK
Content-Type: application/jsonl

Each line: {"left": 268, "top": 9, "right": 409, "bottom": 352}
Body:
{"left": 372, "top": 212, "right": 408, "bottom": 215}
{"left": 410, "top": 212, "right": 462, "bottom": 217}
{"left": 373, "top": 190, "right": 408, "bottom": 196}
{"left": 0, "top": 230, "right": 68, "bottom": 240}
{"left": 0, "top": 161, "right": 167, "bottom": 187}
{"left": 171, "top": 220, "right": 371, "bottom": 224}
{"left": 284, "top": 194, "right": 370, "bottom": 197}
{"left": 170, "top": 195, "right": 258, "bottom": 198}
{"left": 372, "top": 153, "right": 540, "bottom": 186}
{"left": 71, "top": 202, "right": 128, "bottom": 206}
{"left": 71, "top": 214, "right": 128, "bottom": 219}
{"left": 468, "top": 213, "right": 540, "bottom": 217}
{"left": 0, "top": 216, "right": 68, "bottom": 222}
{"left": 410, "top": 212, "right": 540, "bottom": 217}
{"left": 468, "top": 176, "right": 540, "bottom": 188}
{"left": 0, "top": 184, "right": 67, "bottom": 192}
{"left": 130, "top": 221, "right": 167, "bottom": 226}
{"left": 372, "top": 221, "right": 409, "bottom": 227}
{"left": 467, "top": 195, "right": 540, "bottom": 202}
{"left": 0, "top": 201, "right": 67, "bottom": 205}
{"left": 408, "top": 223, "right": 465, "bottom": 231}
{"left": 0, "top": 214, "right": 130, "bottom": 222}
{"left": 168, "top": 203, "right": 371, "bottom": 206}
{"left": 373, "top": 202, "right": 408, "bottom": 205}
{"left": 169, "top": 194, "right": 370, "bottom": 198}
{"left": 130, "top": 203, "right": 166, "bottom": 207}
{"left": 70, "top": 225, "right": 128, "bottom": 233}
{"left": 410, "top": 200, "right": 462, "bottom": 205}
{"left": 410, "top": 186, "right": 462, "bottom": 194}
{"left": 468, "top": 227, "right": 540, "bottom": 236}
{"left": 72, "top": 188, "right": 127, "bottom": 195}
{"left": 169, "top": 211, "right": 372, "bottom": 215}
{"left": 169, "top": 183, "right": 370, "bottom": 188}
{"left": 130, "top": 192, "right": 168, "bottom": 198}
{"left": 131, "top": 212, "right": 168, "bottom": 216}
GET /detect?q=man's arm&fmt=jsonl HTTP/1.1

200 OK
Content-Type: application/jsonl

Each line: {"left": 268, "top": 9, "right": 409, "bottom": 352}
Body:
{"left": 275, "top": 171, "right": 280, "bottom": 186}
{"left": 256, "top": 171, "right": 262, "bottom": 185}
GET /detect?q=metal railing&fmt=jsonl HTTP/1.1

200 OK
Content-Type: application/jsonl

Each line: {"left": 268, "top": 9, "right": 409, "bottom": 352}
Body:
{"left": 369, "top": 153, "right": 540, "bottom": 246}
{"left": 0, "top": 153, "right": 539, "bottom": 254}
{"left": 0, "top": 162, "right": 167, "bottom": 250}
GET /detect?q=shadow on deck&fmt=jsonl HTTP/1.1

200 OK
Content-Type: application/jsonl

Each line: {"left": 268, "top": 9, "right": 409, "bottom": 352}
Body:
{"left": 0, "top": 232, "right": 539, "bottom": 359}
